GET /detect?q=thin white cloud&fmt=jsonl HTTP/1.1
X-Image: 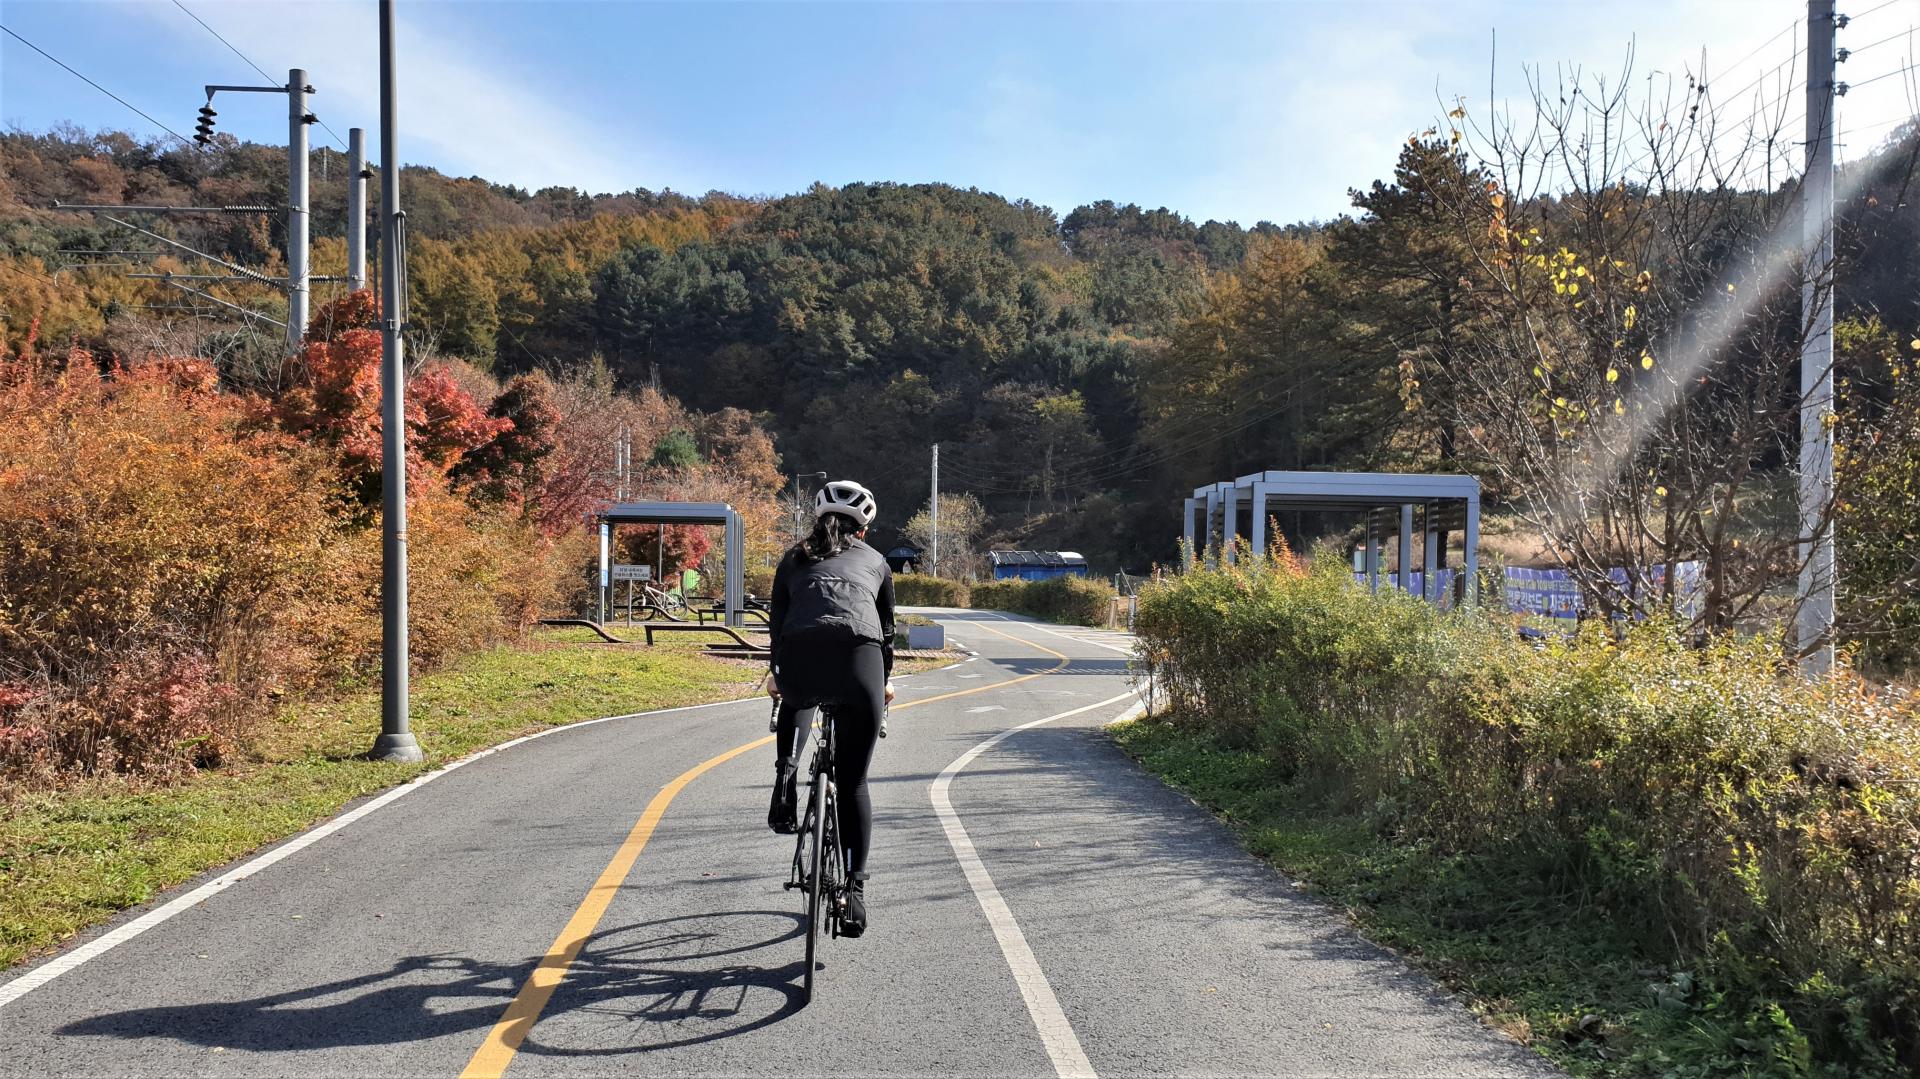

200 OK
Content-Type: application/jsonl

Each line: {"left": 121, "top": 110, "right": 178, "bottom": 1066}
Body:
{"left": 125, "top": 0, "right": 654, "bottom": 193}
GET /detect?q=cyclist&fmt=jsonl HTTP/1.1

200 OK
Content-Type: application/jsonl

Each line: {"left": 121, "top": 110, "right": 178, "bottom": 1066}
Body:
{"left": 765, "top": 478, "right": 896, "bottom": 938}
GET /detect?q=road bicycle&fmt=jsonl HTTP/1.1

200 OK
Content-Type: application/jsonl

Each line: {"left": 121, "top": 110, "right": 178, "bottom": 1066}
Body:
{"left": 641, "top": 582, "right": 687, "bottom": 614}
{"left": 772, "top": 694, "right": 886, "bottom": 1003}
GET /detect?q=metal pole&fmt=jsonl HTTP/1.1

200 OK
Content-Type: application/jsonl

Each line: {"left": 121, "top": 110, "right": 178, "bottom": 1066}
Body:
{"left": 1365, "top": 512, "right": 1380, "bottom": 593}
{"left": 1251, "top": 485, "right": 1268, "bottom": 559}
{"left": 1798, "top": 0, "right": 1838, "bottom": 675}
{"left": 930, "top": 443, "right": 940, "bottom": 577}
{"left": 369, "top": 6, "right": 420, "bottom": 763}
{"left": 1398, "top": 504, "right": 1414, "bottom": 594}
{"left": 286, "top": 69, "right": 309, "bottom": 352}
{"left": 1464, "top": 493, "right": 1482, "bottom": 607}
{"left": 726, "top": 510, "right": 744, "bottom": 629}
{"left": 346, "top": 127, "right": 367, "bottom": 292}
{"left": 1422, "top": 503, "right": 1439, "bottom": 604}
{"left": 1182, "top": 497, "right": 1199, "bottom": 570}
{"left": 1204, "top": 488, "right": 1220, "bottom": 568}
{"left": 1221, "top": 487, "right": 1238, "bottom": 565}
{"left": 599, "top": 521, "right": 611, "bottom": 624}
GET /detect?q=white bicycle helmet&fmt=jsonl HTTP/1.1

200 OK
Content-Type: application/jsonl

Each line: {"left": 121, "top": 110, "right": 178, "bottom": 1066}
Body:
{"left": 815, "top": 479, "right": 878, "bottom": 528}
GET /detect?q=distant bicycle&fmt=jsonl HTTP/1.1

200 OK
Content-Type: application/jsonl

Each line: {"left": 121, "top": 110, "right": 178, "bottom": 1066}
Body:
{"left": 774, "top": 693, "right": 886, "bottom": 1003}
{"left": 639, "top": 582, "right": 686, "bottom": 617}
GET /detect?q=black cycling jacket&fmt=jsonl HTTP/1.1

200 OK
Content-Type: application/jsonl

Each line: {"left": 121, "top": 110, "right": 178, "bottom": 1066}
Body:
{"left": 768, "top": 538, "right": 896, "bottom": 675}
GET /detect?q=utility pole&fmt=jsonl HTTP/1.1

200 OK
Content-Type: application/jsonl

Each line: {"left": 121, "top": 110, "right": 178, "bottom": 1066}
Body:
{"left": 370, "top": 0, "right": 421, "bottom": 763}
{"left": 285, "top": 69, "right": 311, "bottom": 350}
{"left": 64, "top": 69, "right": 322, "bottom": 343}
{"left": 791, "top": 471, "right": 827, "bottom": 541}
{"left": 615, "top": 425, "right": 630, "bottom": 502}
{"left": 1797, "top": 0, "right": 1838, "bottom": 676}
{"left": 930, "top": 443, "right": 940, "bottom": 577}
{"left": 347, "top": 127, "right": 368, "bottom": 292}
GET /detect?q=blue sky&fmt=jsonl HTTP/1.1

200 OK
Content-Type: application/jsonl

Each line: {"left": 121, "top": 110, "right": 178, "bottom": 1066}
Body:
{"left": 3, "top": 1, "right": 1915, "bottom": 225}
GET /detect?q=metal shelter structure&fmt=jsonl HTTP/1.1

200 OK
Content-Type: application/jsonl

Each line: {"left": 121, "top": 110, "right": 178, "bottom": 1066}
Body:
{"left": 596, "top": 502, "right": 745, "bottom": 627}
{"left": 1182, "top": 470, "right": 1482, "bottom": 604}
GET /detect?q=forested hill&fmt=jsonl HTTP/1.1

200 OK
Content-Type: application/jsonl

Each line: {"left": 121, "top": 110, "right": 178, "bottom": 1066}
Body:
{"left": 3, "top": 124, "right": 1917, "bottom": 570}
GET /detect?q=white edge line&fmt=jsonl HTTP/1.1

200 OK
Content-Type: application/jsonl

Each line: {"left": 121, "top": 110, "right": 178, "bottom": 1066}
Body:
{"left": 1, "top": 643, "right": 992, "bottom": 1008}
{"left": 930, "top": 692, "right": 1145, "bottom": 1079}
{"left": 0, "top": 692, "right": 773, "bottom": 1010}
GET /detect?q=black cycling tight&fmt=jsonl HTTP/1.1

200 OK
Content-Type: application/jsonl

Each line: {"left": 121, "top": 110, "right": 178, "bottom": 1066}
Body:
{"left": 773, "top": 636, "right": 885, "bottom": 875}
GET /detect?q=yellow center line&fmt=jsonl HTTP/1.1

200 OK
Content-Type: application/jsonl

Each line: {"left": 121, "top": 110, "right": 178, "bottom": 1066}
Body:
{"left": 459, "top": 622, "right": 1074, "bottom": 1078}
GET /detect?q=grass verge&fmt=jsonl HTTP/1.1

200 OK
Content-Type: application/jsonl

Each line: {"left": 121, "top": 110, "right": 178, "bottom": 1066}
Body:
{"left": 0, "top": 629, "right": 760, "bottom": 971}
{"left": 1111, "top": 714, "right": 1790, "bottom": 1079}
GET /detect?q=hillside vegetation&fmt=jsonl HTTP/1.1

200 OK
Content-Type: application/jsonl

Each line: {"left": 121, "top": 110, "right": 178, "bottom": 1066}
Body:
{"left": 9, "top": 121, "right": 1911, "bottom": 587}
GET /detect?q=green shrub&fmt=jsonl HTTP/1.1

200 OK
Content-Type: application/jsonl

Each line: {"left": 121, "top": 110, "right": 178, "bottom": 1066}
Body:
{"left": 1134, "top": 555, "right": 1920, "bottom": 1073}
{"left": 893, "top": 574, "right": 971, "bottom": 608}
{"left": 971, "top": 576, "right": 1116, "bottom": 627}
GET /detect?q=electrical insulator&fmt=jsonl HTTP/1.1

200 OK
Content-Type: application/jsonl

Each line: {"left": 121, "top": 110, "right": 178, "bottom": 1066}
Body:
{"left": 194, "top": 104, "right": 217, "bottom": 145}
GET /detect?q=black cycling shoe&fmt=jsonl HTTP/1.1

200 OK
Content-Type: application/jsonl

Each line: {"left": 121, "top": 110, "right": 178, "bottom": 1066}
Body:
{"left": 841, "top": 872, "right": 869, "bottom": 938}
{"left": 767, "top": 764, "right": 797, "bottom": 834}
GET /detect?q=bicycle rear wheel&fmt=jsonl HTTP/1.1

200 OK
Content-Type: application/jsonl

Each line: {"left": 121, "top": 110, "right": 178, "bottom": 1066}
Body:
{"left": 803, "top": 768, "right": 827, "bottom": 1002}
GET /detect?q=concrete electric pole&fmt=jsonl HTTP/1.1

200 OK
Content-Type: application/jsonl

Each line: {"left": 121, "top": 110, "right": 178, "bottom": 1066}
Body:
{"left": 347, "top": 127, "right": 368, "bottom": 292}
{"left": 930, "top": 443, "right": 940, "bottom": 577}
{"left": 285, "top": 69, "right": 310, "bottom": 347}
{"left": 1797, "top": 0, "right": 1838, "bottom": 676}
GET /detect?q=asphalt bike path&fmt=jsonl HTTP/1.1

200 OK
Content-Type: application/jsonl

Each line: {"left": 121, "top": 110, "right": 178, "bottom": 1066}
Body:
{"left": 0, "top": 610, "right": 1550, "bottom": 1077}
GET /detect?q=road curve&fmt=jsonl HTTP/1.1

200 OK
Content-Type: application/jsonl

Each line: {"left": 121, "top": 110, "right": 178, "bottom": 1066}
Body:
{"left": 0, "top": 610, "right": 1553, "bottom": 1078}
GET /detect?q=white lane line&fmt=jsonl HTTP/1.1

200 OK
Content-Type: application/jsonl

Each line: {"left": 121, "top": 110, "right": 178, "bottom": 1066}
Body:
{"left": 0, "top": 692, "right": 779, "bottom": 1010}
{"left": 931, "top": 692, "right": 1144, "bottom": 1079}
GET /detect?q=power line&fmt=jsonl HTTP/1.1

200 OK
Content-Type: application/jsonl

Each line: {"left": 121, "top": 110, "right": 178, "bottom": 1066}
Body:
{"left": 1710, "top": 43, "right": 1807, "bottom": 108}
{"left": 1846, "top": 0, "right": 1909, "bottom": 23}
{"left": 0, "top": 24, "right": 201, "bottom": 151}
{"left": 169, "top": 0, "right": 348, "bottom": 152}
{"left": 170, "top": 0, "right": 273, "bottom": 82}
{"left": 1712, "top": 18, "right": 1802, "bottom": 82}
{"left": 1849, "top": 59, "right": 1919, "bottom": 89}
{"left": 1842, "top": 111, "right": 1920, "bottom": 136}
{"left": 1609, "top": 46, "right": 1808, "bottom": 181}
{"left": 1845, "top": 24, "right": 1915, "bottom": 56}
{"left": 1650, "top": 22, "right": 1918, "bottom": 181}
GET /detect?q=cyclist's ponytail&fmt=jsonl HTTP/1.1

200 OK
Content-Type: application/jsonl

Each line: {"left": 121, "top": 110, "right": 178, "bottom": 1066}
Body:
{"left": 799, "top": 512, "right": 855, "bottom": 563}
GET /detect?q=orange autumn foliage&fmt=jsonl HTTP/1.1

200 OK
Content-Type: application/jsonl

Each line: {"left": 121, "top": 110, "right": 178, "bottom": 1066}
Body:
{"left": 0, "top": 291, "right": 781, "bottom": 786}
{"left": 0, "top": 349, "right": 332, "bottom": 781}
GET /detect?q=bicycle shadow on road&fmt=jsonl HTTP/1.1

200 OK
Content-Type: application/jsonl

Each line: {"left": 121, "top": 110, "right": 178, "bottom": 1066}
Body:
{"left": 56, "top": 909, "right": 811, "bottom": 1057}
